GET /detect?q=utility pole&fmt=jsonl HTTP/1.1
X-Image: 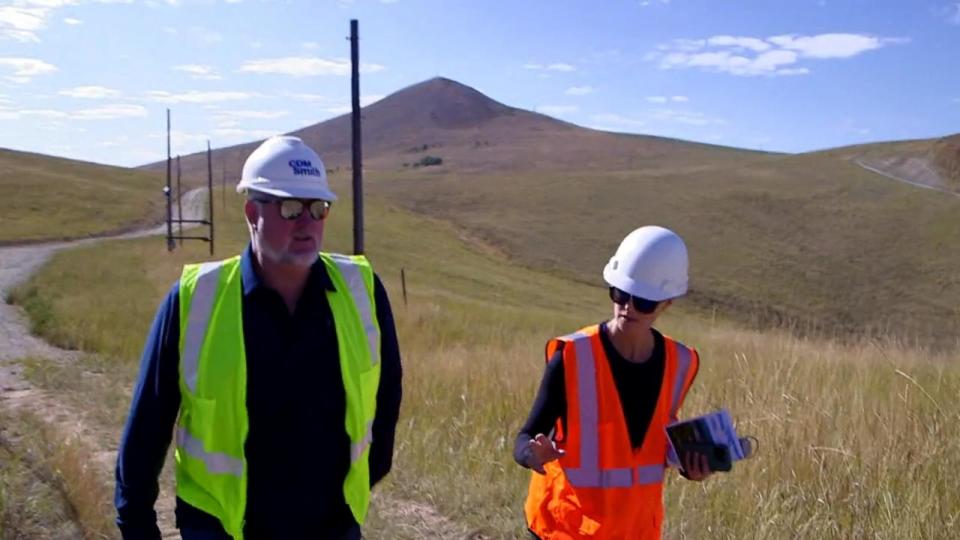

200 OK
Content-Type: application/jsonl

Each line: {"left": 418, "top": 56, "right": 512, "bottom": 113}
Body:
{"left": 350, "top": 18, "right": 364, "bottom": 255}
{"left": 165, "top": 108, "right": 173, "bottom": 251}
{"left": 176, "top": 155, "right": 183, "bottom": 246}
{"left": 207, "top": 141, "right": 215, "bottom": 256}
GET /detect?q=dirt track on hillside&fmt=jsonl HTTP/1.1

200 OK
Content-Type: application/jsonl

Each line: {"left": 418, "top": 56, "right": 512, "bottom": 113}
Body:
{"left": 0, "top": 189, "right": 207, "bottom": 539}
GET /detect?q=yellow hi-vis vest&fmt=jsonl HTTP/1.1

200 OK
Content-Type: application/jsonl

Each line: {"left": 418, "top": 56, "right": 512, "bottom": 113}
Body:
{"left": 175, "top": 253, "right": 381, "bottom": 540}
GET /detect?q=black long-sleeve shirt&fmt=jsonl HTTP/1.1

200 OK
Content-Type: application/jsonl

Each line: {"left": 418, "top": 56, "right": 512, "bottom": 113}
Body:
{"left": 514, "top": 323, "right": 666, "bottom": 468}
{"left": 115, "top": 245, "right": 403, "bottom": 539}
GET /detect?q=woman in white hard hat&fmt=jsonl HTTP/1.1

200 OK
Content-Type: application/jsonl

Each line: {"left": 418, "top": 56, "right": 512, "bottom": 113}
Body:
{"left": 516, "top": 225, "right": 711, "bottom": 540}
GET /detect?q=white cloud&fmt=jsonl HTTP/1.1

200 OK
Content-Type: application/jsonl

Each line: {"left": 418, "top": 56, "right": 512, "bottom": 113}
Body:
{"left": 214, "top": 109, "right": 288, "bottom": 120}
{"left": 537, "top": 105, "right": 579, "bottom": 116}
{"left": 646, "top": 95, "right": 689, "bottom": 104}
{"left": 707, "top": 35, "right": 771, "bottom": 52}
{"left": 19, "top": 108, "right": 69, "bottom": 119}
{"left": 768, "top": 33, "right": 907, "bottom": 59}
{"left": 63, "top": 17, "right": 82, "bottom": 25}
{"left": 524, "top": 62, "right": 576, "bottom": 72}
{"left": 283, "top": 92, "right": 335, "bottom": 103}
{"left": 73, "top": 103, "right": 148, "bottom": 120}
{"left": 0, "top": 7, "right": 47, "bottom": 42}
{"left": 651, "top": 108, "right": 725, "bottom": 126}
{"left": 145, "top": 90, "right": 255, "bottom": 103}
{"left": 657, "top": 39, "right": 706, "bottom": 52}
{"left": 239, "top": 57, "right": 385, "bottom": 77}
{"left": 0, "top": 57, "right": 56, "bottom": 82}
{"left": 302, "top": 41, "right": 319, "bottom": 50}
{"left": 156, "top": 130, "right": 211, "bottom": 153}
{"left": 17, "top": 1, "right": 81, "bottom": 7}
{"left": 565, "top": 85, "right": 594, "bottom": 96}
{"left": 650, "top": 33, "right": 904, "bottom": 77}
{"left": 59, "top": 85, "right": 121, "bottom": 98}
{"left": 173, "top": 64, "right": 222, "bottom": 80}
{"left": 590, "top": 113, "right": 646, "bottom": 128}
{"left": 99, "top": 134, "right": 130, "bottom": 147}
{"left": 213, "top": 127, "right": 279, "bottom": 139}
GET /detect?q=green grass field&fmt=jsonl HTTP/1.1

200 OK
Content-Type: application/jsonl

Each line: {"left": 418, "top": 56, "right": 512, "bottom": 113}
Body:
{"left": 365, "top": 150, "right": 960, "bottom": 349}
{"left": 9, "top": 182, "right": 960, "bottom": 538}
{"left": 0, "top": 148, "right": 165, "bottom": 244}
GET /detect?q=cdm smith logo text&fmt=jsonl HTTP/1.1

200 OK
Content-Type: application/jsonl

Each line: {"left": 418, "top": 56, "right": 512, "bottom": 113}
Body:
{"left": 288, "top": 159, "right": 321, "bottom": 176}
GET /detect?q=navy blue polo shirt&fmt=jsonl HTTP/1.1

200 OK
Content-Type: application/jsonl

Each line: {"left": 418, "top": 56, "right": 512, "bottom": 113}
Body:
{"left": 115, "top": 245, "right": 402, "bottom": 539}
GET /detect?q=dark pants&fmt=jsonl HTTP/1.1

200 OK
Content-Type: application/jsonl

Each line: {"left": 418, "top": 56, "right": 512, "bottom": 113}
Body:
{"left": 180, "top": 528, "right": 231, "bottom": 540}
{"left": 180, "top": 526, "right": 361, "bottom": 540}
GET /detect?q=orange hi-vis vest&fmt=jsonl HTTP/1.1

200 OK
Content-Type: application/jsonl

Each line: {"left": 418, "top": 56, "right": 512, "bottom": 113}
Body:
{"left": 524, "top": 324, "right": 699, "bottom": 540}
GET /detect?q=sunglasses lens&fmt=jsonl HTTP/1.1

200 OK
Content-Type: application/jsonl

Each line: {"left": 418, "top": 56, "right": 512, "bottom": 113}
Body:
{"left": 633, "top": 297, "right": 659, "bottom": 314}
{"left": 279, "top": 199, "right": 304, "bottom": 219}
{"left": 308, "top": 200, "right": 331, "bottom": 220}
{"left": 609, "top": 287, "right": 658, "bottom": 313}
{"left": 609, "top": 287, "right": 630, "bottom": 305}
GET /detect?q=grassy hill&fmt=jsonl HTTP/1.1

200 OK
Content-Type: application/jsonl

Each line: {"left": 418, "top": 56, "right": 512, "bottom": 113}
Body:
{"left": 367, "top": 152, "right": 960, "bottom": 347}
{"left": 0, "top": 148, "right": 165, "bottom": 244}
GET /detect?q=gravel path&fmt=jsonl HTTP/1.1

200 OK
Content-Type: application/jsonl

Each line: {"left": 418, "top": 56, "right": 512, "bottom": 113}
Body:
{"left": 0, "top": 188, "right": 207, "bottom": 539}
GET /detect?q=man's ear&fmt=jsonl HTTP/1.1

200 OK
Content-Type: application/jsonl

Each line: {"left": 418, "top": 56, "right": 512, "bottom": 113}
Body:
{"left": 244, "top": 200, "right": 258, "bottom": 228}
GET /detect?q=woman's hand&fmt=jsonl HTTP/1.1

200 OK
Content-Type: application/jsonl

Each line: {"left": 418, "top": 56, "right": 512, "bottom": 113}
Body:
{"left": 682, "top": 450, "right": 713, "bottom": 481}
{"left": 527, "top": 433, "right": 565, "bottom": 474}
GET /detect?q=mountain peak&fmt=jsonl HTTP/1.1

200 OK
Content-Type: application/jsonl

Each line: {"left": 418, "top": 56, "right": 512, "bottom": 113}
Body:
{"left": 366, "top": 77, "right": 514, "bottom": 129}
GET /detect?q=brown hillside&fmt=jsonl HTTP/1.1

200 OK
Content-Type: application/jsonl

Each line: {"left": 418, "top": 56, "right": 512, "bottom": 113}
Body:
{"left": 931, "top": 134, "right": 960, "bottom": 191}
{"left": 143, "top": 77, "right": 769, "bottom": 185}
{"left": 826, "top": 135, "right": 960, "bottom": 194}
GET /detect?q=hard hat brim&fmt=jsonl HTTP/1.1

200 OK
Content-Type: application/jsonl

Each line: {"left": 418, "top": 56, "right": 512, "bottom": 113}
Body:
{"left": 603, "top": 264, "right": 686, "bottom": 302}
{"left": 242, "top": 182, "right": 338, "bottom": 202}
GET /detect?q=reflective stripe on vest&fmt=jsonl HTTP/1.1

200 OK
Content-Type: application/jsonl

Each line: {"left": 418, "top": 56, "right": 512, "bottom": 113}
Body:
{"left": 176, "top": 426, "right": 243, "bottom": 477}
{"left": 350, "top": 420, "right": 374, "bottom": 464}
{"left": 181, "top": 261, "right": 222, "bottom": 393}
{"left": 329, "top": 254, "right": 380, "bottom": 367}
{"left": 563, "top": 332, "right": 692, "bottom": 488}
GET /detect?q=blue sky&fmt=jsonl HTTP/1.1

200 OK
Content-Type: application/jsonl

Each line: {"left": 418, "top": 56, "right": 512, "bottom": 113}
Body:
{"left": 0, "top": 0, "right": 958, "bottom": 167}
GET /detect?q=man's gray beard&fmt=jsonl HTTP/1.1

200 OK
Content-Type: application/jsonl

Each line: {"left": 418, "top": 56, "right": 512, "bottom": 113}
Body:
{"left": 258, "top": 236, "right": 319, "bottom": 268}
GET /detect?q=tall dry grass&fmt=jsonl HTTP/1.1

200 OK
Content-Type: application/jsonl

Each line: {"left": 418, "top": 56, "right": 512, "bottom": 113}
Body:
{"left": 383, "top": 299, "right": 959, "bottom": 538}
{"left": 0, "top": 410, "right": 115, "bottom": 539}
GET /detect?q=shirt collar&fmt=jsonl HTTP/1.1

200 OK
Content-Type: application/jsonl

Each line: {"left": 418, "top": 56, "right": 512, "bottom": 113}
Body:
{"left": 240, "top": 244, "right": 336, "bottom": 296}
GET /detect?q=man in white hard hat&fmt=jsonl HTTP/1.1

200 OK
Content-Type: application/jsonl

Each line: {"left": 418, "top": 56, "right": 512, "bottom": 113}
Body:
{"left": 516, "top": 225, "right": 711, "bottom": 540}
{"left": 115, "top": 136, "right": 402, "bottom": 540}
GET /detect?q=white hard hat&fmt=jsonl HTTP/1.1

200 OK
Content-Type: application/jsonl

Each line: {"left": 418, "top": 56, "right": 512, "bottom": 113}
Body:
{"left": 602, "top": 226, "right": 688, "bottom": 302}
{"left": 237, "top": 136, "right": 337, "bottom": 201}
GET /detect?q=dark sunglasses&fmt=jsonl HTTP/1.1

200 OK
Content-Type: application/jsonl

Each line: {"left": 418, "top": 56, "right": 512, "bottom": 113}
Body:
{"left": 608, "top": 287, "right": 660, "bottom": 314}
{"left": 256, "top": 197, "right": 331, "bottom": 220}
